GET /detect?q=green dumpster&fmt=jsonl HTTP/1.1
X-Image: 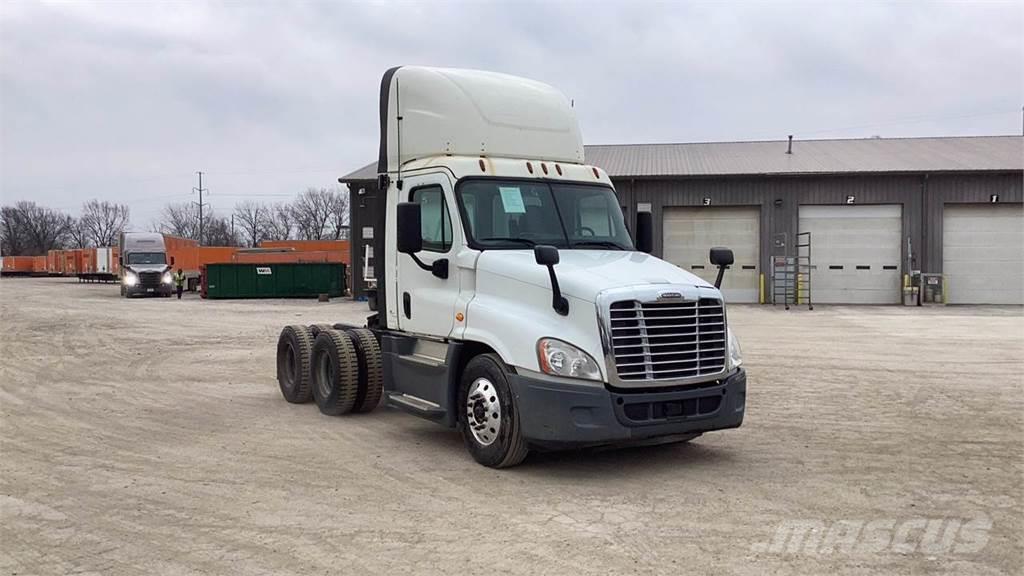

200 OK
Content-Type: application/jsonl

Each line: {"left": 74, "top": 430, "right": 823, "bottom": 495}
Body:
{"left": 203, "top": 263, "right": 347, "bottom": 299}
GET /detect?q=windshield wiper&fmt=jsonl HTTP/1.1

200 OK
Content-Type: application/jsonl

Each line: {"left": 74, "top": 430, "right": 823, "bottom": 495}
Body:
{"left": 572, "top": 240, "right": 626, "bottom": 250}
{"left": 479, "top": 237, "right": 536, "bottom": 247}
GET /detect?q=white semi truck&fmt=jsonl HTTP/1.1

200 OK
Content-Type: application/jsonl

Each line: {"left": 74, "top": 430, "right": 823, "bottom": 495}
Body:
{"left": 276, "top": 67, "right": 745, "bottom": 468}
{"left": 118, "top": 232, "right": 174, "bottom": 297}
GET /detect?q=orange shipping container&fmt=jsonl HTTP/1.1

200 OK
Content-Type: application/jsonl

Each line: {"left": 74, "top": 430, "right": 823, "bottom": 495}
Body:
{"left": 163, "top": 234, "right": 199, "bottom": 253}
{"left": 47, "top": 250, "right": 64, "bottom": 275}
{"left": 32, "top": 255, "right": 47, "bottom": 274}
{"left": 1, "top": 255, "right": 35, "bottom": 273}
{"left": 80, "top": 247, "right": 119, "bottom": 275}
{"left": 259, "top": 240, "right": 350, "bottom": 265}
{"left": 232, "top": 249, "right": 343, "bottom": 264}
{"left": 81, "top": 247, "right": 96, "bottom": 274}
{"left": 62, "top": 249, "right": 83, "bottom": 276}
{"left": 170, "top": 246, "right": 239, "bottom": 274}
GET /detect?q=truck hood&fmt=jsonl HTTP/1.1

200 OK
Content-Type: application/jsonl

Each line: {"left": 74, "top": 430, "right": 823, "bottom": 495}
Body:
{"left": 475, "top": 250, "right": 713, "bottom": 303}
{"left": 125, "top": 264, "right": 169, "bottom": 273}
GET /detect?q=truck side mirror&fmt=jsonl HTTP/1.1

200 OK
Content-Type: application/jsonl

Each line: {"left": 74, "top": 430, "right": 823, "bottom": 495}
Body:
{"left": 709, "top": 247, "right": 734, "bottom": 289}
{"left": 534, "top": 245, "right": 559, "bottom": 266}
{"left": 534, "top": 245, "right": 568, "bottom": 316}
{"left": 635, "top": 212, "right": 653, "bottom": 254}
{"left": 396, "top": 202, "right": 423, "bottom": 254}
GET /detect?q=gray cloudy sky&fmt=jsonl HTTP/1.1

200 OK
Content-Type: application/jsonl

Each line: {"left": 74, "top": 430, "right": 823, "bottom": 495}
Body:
{"left": 1, "top": 1, "right": 1021, "bottom": 227}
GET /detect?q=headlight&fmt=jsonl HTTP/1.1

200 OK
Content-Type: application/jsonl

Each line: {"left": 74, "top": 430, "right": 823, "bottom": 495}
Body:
{"left": 123, "top": 272, "right": 137, "bottom": 286}
{"left": 728, "top": 328, "right": 743, "bottom": 370}
{"left": 162, "top": 272, "right": 173, "bottom": 284}
{"left": 537, "top": 338, "right": 602, "bottom": 381}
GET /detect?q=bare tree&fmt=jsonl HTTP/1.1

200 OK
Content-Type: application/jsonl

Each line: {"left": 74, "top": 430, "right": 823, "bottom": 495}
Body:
{"left": 327, "top": 187, "right": 350, "bottom": 240}
{"left": 204, "top": 215, "right": 240, "bottom": 247}
{"left": 67, "top": 217, "right": 92, "bottom": 249}
{"left": 233, "top": 200, "right": 267, "bottom": 247}
{"left": 80, "top": 200, "right": 130, "bottom": 247}
{"left": 0, "top": 205, "right": 28, "bottom": 256}
{"left": 263, "top": 203, "right": 294, "bottom": 241}
{"left": 291, "top": 188, "right": 334, "bottom": 240}
{"left": 0, "top": 202, "right": 72, "bottom": 255}
{"left": 156, "top": 202, "right": 200, "bottom": 240}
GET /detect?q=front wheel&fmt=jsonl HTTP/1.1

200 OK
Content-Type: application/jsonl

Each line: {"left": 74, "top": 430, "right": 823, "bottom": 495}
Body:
{"left": 458, "top": 354, "right": 529, "bottom": 468}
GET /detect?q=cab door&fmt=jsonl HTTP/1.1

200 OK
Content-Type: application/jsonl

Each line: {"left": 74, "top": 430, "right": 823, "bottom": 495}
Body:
{"left": 395, "top": 173, "right": 461, "bottom": 338}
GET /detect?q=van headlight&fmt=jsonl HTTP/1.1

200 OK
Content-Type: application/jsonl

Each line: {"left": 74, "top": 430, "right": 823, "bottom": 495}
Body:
{"left": 537, "top": 338, "right": 602, "bottom": 381}
{"left": 123, "top": 272, "right": 138, "bottom": 286}
{"left": 162, "top": 272, "right": 173, "bottom": 284}
{"left": 727, "top": 328, "right": 743, "bottom": 370}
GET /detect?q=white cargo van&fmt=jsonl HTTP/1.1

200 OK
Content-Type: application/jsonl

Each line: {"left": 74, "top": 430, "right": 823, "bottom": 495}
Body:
{"left": 276, "top": 67, "right": 745, "bottom": 468}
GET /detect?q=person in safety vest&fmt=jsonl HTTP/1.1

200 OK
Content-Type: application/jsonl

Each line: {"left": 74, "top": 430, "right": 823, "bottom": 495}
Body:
{"left": 173, "top": 269, "right": 186, "bottom": 299}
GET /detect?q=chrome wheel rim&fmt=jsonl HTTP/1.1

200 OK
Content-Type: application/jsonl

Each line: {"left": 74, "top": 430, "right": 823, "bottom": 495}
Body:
{"left": 466, "top": 378, "right": 501, "bottom": 446}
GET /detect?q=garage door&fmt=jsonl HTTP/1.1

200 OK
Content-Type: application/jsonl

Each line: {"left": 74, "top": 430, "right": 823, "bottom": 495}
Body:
{"left": 943, "top": 204, "right": 1024, "bottom": 304}
{"left": 663, "top": 207, "right": 760, "bottom": 303}
{"left": 798, "top": 205, "right": 902, "bottom": 304}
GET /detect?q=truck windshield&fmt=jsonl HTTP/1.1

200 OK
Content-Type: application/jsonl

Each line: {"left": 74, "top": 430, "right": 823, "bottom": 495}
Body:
{"left": 126, "top": 252, "right": 166, "bottom": 265}
{"left": 456, "top": 180, "right": 633, "bottom": 250}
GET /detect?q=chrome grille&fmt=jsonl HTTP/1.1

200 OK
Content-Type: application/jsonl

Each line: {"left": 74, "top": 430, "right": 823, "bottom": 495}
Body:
{"left": 609, "top": 298, "right": 726, "bottom": 381}
{"left": 139, "top": 271, "right": 162, "bottom": 287}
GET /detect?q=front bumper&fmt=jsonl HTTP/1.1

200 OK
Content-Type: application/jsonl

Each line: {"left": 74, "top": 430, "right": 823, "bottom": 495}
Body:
{"left": 125, "top": 283, "right": 172, "bottom": 296}
{"left": 510, "top": 368, "right": 746, "bottom": 449}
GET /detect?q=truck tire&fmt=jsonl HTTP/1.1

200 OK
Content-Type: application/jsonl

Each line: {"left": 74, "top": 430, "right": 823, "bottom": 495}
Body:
{"left": 311, "top": 330, "right": 359, "bottom": 416}
{"left": 309, "top": 324, "right": 334, "bottom": 338}
{"left": 458, "top": 354, "right": 529, "bottom": 468}
{"left": 346, "top": 328, "right": 383, "bottom": 413}
{"left": 276, "top": 325, "right": 314, "bottom": 403}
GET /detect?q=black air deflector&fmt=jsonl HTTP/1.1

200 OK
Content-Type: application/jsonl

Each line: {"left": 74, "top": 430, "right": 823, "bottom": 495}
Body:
{"left": 377, "top": 66, "right": 402, "bottom": 175}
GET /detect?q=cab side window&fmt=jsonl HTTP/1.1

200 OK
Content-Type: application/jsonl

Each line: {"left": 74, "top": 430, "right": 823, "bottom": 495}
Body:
{"left": 411, "top": 185, "right": 452, "bottom": 252}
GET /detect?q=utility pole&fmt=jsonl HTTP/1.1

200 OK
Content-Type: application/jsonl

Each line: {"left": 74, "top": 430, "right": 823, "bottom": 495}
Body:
{"left": 193, "top": 171, "right": 208, "bottom": 245}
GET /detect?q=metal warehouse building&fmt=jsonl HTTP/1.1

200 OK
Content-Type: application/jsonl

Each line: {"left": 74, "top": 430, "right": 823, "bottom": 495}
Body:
{"left": 341, "top": 135, "right": 1023, "bottom": 305}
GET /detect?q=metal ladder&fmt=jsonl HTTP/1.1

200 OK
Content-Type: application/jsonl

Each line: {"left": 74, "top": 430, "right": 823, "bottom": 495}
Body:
{"left": 795, "top": 232, "right": 813, "bottom": 310}
{"left": 772, "top": 255, "right": 795, "bottom": 309}
{"left": 771, "top": 232, "right": 813, "bottom": 310}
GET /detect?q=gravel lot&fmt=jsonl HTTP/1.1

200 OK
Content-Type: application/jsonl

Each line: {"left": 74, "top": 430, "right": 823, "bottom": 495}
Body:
{"left": 1, "top": 277, "right": 1021, "bottom": 575}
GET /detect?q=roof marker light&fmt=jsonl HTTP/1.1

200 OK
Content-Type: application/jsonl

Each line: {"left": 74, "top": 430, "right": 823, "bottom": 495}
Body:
{"left": 541, "top": 163, "right": 549, "bottom": 175}
{"left": 555, "top": 164, "right": 563, "bottom": 176}
{"left": 479, "top": 159, "right": 486, "bottom": 172}
{"left": 527, "top": 162, "right": 533, "bottom": 174}
{"left": 592, "top": 167, "right": 600, "bottom": 179}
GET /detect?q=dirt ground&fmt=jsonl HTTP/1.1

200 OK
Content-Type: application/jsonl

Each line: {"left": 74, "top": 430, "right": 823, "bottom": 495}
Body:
{"left": 1, "top": 277, "right": 1021, "bottom": 575}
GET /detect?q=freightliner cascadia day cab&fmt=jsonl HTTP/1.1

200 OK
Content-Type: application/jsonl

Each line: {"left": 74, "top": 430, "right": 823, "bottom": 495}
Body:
{"left": 275, "top": 67, "right": 745, "bottom": 468}
{"left": 118, "top": 232, "right": 174, "bottom": 297}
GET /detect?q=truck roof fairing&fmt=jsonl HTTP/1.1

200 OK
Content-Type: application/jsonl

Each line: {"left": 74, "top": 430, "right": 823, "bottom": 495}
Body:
{"left": 377, "top": 66, "right": 584, "bottom": 175}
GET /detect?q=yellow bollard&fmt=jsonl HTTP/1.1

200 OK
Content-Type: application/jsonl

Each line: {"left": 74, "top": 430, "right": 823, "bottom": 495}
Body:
{"left": 759, "top": 273, "right": 765, "bottom": 304}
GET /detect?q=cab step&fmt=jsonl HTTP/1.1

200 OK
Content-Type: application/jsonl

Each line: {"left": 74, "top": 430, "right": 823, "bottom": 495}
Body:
{"left": 386, "top": 392, "right": 447, "bottom": 421}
